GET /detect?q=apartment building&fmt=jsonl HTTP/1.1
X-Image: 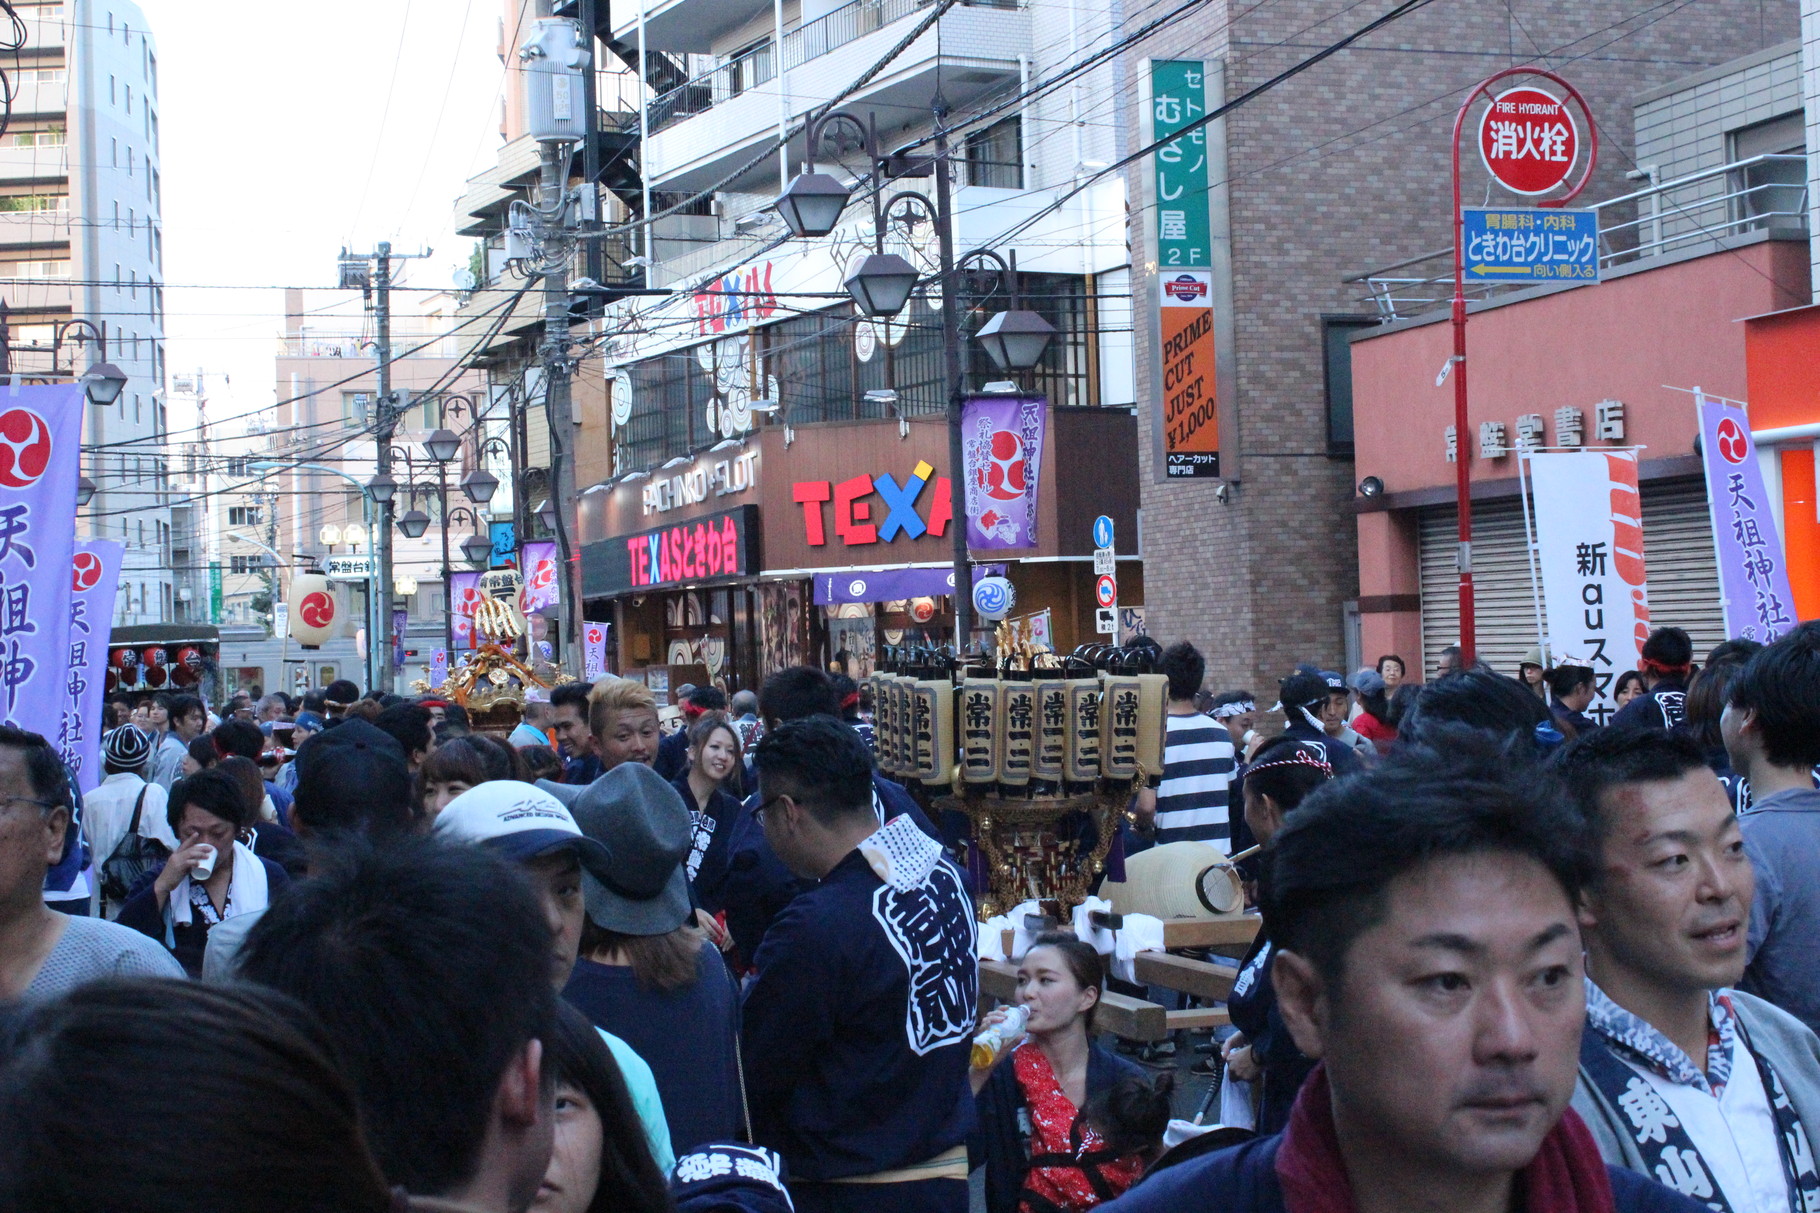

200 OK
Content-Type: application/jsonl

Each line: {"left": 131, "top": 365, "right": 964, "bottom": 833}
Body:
{"left": 3, "top": 0, "right": 170, "bottom": 624}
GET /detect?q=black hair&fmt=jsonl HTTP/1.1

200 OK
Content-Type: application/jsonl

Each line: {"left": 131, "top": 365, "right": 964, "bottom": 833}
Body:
{"left": 683, "top": 684, "right": 727, "bottom": 712}
{"left": 1277, "top": 670, "right": 1329, "bottom": 724}
{"left": 1262, "top": 727, "right": 1592, "bottom": 983}
{"left": 165, "top": 693, "right": 205, "bottom": 725}
{"left": 167, "top": 767, "right": 258, "bottom": 836}
{"left": 1081, "top": 1070, "right": 1174, "bottom": 1161}
{"left": 290, "top": 721, "right": 415, "bottom": 841}
{"left": 1543, "top": 664, "right": 1595, "bottom": 701}
{"left": 465, "top": 732, "right": 527, "bottom": 781}
{"left": 1727, "top": 621, "right": 1820, "bottom": 769}
{"left": 752, "top": 715, "right": 874, "bottom": 821}
{"left": 1550, "top": 727, "right": 1712, "bottom": 865}
{"left": 760, "top": 666, "right": 841, "bottom": 724}
{"left": 1398, "top": 669, "right": 1550, "bottom": 754}
{"left": 1614, "top": 670, "right": 1645, "bottom": 701}
{"left": 551, "top": 681, "right": 593, "bottom": 712}
{"left": 0, "top": 979, "right": 392, "bottom": 1213}
{"left": 238, "top": 836, "right": 559, "bottom": 1199}
{"left": 375, "top": 694, "right": 406, "bottom": 709}
{"left": 828, "top": 673, "right": 861, "bottom": 719}
{"left": 544, "top": 1003, "right": 673, "bottom": 1213}
{"left": 372, "top": 702, "right": 434, "bottom": 758}
{"left": 0, "top": 725, "right": 68, "bottom": 813}
{"left": 688, "top": 710, "right": 742, "bottom": 764}
{"left": 212, "top": 719, "right": 265, "bottom": 762}
{"left": 518, "top": 746, "right": 563, "bottom": 782}
{"left": 186, "top": 736, "right": 219, "bottom": 770}
{"left": 1243, "top": 736, "right": 1333, "bottom": 817}
{"left": 419, "top": 737, "right": 491, "bottom": 789}
{"left": 1375, "top": 654, "right": 1406, "bottom": 677}
{"left": 1161, "top": 642, "right": 1206, "bottom": 702}
{"left": 1640, "top": 626, "right": 1694, "bottom": 670}
{"left": 1025, "top": 930, "right": 1106, "bottom": 1029}
{"left": 153, "top": 692, "right": 183, "bottom": 714}
{"left": 323, "top": 679, "right": 361, "bottom": 704}
{"left": 1682, "top": 658, "right": 1750, "bottom": 753}
{"left": 301, "top": 689, "right": 328, "bottom": 713}
{"left": 442, "top": 703, "right": 472, "bottom": 731}
{"left": 1707, "top": 638, "right": 1763, "bottom": 667}
{"left": 1211, "top": 689, "right": 1254, "bottom": 712}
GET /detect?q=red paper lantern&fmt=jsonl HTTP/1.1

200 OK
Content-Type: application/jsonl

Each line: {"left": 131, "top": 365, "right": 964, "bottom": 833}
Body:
{"left": 143, "top": 664, "right": 168, "bottom": 688}
{"left": 110, "top": 648, "right": 139, "bottom": 672}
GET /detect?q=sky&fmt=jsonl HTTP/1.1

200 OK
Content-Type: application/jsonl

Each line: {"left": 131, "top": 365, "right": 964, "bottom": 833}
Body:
{"left": 143, "top": 0, "right": 506, "bottom": 426}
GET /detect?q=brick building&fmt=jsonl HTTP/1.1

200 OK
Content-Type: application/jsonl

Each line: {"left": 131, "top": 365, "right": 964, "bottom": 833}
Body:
{"left": 1124, "top": 0, "right": 1800, "bottom": 690}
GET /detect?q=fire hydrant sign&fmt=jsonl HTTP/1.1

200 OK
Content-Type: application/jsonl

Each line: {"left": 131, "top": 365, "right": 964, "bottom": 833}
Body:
{"left": 1462, "top": 208, "right": 1598, "bottom": 283}
{"left": 1478, "top": 86, "right": 1578, "bottom": 195}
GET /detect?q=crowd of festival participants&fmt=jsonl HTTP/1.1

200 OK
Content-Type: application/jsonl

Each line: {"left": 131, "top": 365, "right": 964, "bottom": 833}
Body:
{"left": 0, "top": 616, "right": 1817, "bottom": 1213}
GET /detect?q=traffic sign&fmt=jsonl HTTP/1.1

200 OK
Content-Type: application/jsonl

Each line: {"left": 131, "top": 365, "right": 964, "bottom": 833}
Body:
{"left": 1462, "top": 208, "right": 1598, "bottom": 283}
{"left": 323, "top": 555, "right": 376, "bottom": 582}
{"left": 1096, "top": 607, "right": 1117, "bottom": 635}
{"left": 1095, "top": 575, "right": 1117, "bottom": 609}
{"left": 1092, "top": 515, "right": 1115, "bottom": 550}
{"left": 1478, "top": 86, "right": 1577, "bottom": 195}
{"left": 1092, "top": 549, "right": 1115, "bottom": 576}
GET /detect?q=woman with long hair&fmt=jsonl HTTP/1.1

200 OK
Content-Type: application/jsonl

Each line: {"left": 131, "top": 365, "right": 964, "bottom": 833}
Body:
{"left": 1220, "top": 736, "right": 1333, "bottom": 1134}
{"left": 673, "top": 710, "right": 742, "bottom": 921}
{"left": 970, "top": 931, "right": 1153, "bottom": 1213}
{"left": 417, "top": 737, "right": 492, "bottom": 825}
{"left": 532, "top": 1002, "right": 675, "bottom": 1213}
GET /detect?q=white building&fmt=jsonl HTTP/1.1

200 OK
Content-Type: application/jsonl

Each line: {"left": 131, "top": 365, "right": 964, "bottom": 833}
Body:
{"left": 2, "top": 1, "right": 169, "bottom": 624}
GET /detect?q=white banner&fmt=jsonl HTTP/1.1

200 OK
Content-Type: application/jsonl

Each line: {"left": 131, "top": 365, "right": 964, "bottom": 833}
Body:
{"left": 1528, "top": 451, "right": 1651, "bottom": 725}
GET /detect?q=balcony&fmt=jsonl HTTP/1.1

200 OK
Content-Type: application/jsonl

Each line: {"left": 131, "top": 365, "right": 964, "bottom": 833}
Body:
{"left": 644, "top": 0, "right": 1027, "bottom": 192}
{"left": 608, "top": 0, "right": 774, "bottom": 55}
{"left": 0, "top": 208, "right": 71, "bottom": 251}
{"left": 1346, "top": 154, "right": 1811, "bottom": 321}
{"left": 0, "top": 274, "right": 75, "bottom": 315}
{"left": 8, "top": 78, "right": 66, "bottom": 118}
{"left": 0, "top": 142, "right": 69, "bottom": 184}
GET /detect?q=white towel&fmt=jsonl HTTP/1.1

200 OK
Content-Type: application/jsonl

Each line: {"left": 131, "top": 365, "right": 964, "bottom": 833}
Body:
{"left": 1071, "top": 895, "right": 1117, "bottom": 956}
{"left": 171, "top": 840, "right": 269, "bottom": 926}
{"left": 1006, "top": 899, "right": 1043, "bottom": 961}
{"left": 978, "top": 914, "right": 1015, "bottom": 961}
{"left": 1111, "top": 912, "right": 1165, "bottom": 983}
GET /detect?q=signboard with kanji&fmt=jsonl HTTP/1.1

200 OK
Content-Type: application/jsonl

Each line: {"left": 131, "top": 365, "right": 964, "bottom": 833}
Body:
{"left": 1148, "top": 60, "right": 1212, "bottom": 268}
{"left": 1160, "top": 271, "right": 1219, "bottom": 476}
{"left": 1462, "top": 208, "right": 1598, "bottom": 283}
{"left": 1478, "top": 86, "right": 1578, "bottom": 195}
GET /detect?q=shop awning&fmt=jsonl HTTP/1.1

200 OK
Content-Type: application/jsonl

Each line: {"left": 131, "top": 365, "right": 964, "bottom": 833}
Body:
{"left": 811, "top": 564, "right": 1005, "bottom": 605}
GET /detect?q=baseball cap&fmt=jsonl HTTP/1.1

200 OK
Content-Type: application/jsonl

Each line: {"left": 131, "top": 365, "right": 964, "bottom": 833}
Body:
{"left": 102, "top": 724, "right": 153, "bottom": 769}
{"left": 434, "top": 781, "right": 614, "bottom": 877}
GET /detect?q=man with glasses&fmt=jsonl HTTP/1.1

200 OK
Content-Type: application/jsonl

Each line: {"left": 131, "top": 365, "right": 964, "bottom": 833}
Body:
{"left": 0, "top": 725, "right": 180, "bottom": 1001}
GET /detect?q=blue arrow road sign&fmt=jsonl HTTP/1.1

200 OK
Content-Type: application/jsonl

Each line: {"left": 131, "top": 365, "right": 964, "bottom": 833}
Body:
{"left": 1092, "top": 515, "right": 1115, "bottom": 549}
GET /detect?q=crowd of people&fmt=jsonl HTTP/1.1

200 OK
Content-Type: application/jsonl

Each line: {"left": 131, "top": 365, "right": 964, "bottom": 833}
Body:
{"left": 0, "top": 619, "right": 1817, "bottom": 1213}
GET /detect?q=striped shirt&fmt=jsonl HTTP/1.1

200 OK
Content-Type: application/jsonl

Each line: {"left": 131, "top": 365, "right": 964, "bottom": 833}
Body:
{"left": 1154, "top": 713, "right": 1236, "bottom": 848}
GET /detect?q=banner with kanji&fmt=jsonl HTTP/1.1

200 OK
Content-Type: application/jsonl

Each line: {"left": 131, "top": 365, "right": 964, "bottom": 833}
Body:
{"left": 521, "top": 540, "right": 560, "bottom": 614}
{"left": 62, "top": 539, "right": 122, "bottom": 793}
{"left": 429, "top": 649, "right": 448, "bottom": 688}
{"left": 1528, "top": 451, "right": 1651, "bottom": 725}
{"left": 0, "top": 384, "right": 82, "bottom": 733}
{"left": 1698, "top": 394, "right": 1797, "bottom": 642}
{"left": 583, "top": 621, "right": 607, "bottom": 681}
{"left": 960, "top": 395, "right": 1046, "bottom": 550}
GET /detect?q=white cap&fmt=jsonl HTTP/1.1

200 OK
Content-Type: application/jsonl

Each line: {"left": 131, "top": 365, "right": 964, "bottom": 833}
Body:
{"left": 432, "top": 781, "right": 613, "bottom": 874}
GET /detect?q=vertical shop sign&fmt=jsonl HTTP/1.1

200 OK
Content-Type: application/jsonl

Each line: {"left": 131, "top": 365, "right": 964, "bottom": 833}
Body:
{"left": 1148, "top": 60, "right": 1220, "bottom": 478}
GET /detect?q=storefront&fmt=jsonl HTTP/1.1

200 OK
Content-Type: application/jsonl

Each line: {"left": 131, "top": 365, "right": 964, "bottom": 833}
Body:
{"left": 580, "top": 408, "right": 1143, "bottom": 688}
{"left": 1349, "top": 234, "right": 1808, "bottom": 679}
{"left": 1744, "top": 302, "right": 1820, "bottom": 621}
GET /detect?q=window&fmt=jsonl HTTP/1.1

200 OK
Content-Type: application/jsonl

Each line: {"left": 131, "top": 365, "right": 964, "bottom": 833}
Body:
{"left": 10, "top": 129, "right": 64, "bottom": 147}
{"left": 109, "top": 74, "right": 115, "bottom": 104}
{"left": 1322, "top": 316, "right": 1376, "bottom": 456}
{"left": 228, "top": 505, "right": 261, "bottom": 526}
{"left": 965, "top": 118, "right": 1024, "bottom": 189}
{"left": 230, "top": 555, "right": 261, "bottom": 575}
{"left": 125, "top": 84, "right": 131, "bottom": 112}
{"left": 0, "top": 195, "right": 67, "bottom": 212}
{"left": 1728, "top": 112, "right": 1805, "bottom": 232}
{"left": 224, "top": 456, "right": 251, "bottom": 477}
{"left": 0, "top": 259, "right": 70, "bottom": 278}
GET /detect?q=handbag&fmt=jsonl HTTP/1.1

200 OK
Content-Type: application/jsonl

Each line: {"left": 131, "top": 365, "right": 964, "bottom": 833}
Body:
{"left": 100, "top": 787, "right": 170, "bottom": 907}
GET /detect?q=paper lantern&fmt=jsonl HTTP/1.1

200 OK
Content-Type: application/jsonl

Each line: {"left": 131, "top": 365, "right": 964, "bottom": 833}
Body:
{"left": 110, "top": 648, "right": 139, "bottom": 674}
{"left": 141, "top": 646, "right": 168, "bottom": 670}
{"left": 287, "top": 571, "right": 340, "bottom": 649}
{"left": 143, "top": 664, "right": 168, "bottom": 688}
{"left": 175, "top": 646, "right": 204, "bottom": 673}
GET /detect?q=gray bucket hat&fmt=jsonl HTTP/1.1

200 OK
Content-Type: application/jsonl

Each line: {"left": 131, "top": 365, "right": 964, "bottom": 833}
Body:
{"left": 567, "top": 762, "right": 694, "bottom": 937}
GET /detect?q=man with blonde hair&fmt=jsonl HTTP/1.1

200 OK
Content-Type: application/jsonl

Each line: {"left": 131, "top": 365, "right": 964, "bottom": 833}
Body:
{"left": 585, "top": 678, "right": 662, "bottom": 773}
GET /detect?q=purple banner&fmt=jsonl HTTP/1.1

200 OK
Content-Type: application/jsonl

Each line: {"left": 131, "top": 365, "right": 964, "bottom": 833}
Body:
{"left": 812, "top": 564, "right": 1005, "bottom": 605}
{"left": 449, "top": 570, "right": 482, "bottom": 649}
{"left": 0, "top": 384, "right": 82, "bottom": 733}
{"left": 583, "top": 621, "right": 608, "bottom": 681}
{"left": 63, "top": 539, "right": 122, "bottom": 793}
{"left": 960, "top": 395, "right": 1046, "bottom": 550}
{"left": 1699, "top": 394, "right": 1797, "bottom": 642}
{"left": 430, "top": 648, "right": 448, "bottom": 688}
{"left": 522, "top": 540, "right": 560, "bottom": 614}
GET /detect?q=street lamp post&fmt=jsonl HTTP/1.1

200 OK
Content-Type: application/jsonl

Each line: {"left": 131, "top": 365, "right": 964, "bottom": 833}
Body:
{"left": 774, "top": 111, "right": 1055, "bottom": 655}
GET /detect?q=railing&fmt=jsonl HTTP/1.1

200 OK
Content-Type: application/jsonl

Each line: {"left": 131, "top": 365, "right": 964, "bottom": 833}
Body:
{"left": 648, "top": 0, "right": 1019, "bottom": 133}
{"left": 1346, "top": 154, "right": 1810, "bottom": 321}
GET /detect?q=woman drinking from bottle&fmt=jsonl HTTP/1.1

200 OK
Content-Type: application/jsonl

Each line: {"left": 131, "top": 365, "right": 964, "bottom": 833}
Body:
{"left": 969, "top": 931, "right": 1154, "bottom": 1213}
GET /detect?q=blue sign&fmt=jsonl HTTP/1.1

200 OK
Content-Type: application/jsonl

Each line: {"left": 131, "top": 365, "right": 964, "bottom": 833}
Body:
{"left": 1092, "top": 515, "right": 1115, "bottom": 549}
{"left": 489, "top": 521, "right": 517, "bottom": 568}
{"left": 1462, "top": 207, "right": 1599, "bottom": 284}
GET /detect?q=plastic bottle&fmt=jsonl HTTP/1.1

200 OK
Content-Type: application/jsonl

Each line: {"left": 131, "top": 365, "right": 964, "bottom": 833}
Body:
{"left": 970, "top": 1005, "right": 1029, "bottom": 1069}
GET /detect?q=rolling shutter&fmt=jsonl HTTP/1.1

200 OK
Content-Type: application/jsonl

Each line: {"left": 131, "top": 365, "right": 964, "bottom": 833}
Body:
{"left": 1417, "top": 476, "right": 1724, "bottom": 681}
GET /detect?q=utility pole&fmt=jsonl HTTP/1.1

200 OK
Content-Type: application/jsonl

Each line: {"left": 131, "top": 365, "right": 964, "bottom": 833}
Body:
{"left": 372, "top": 242, "right": 396, "bottom": 695}
{"left": 932, "top": 109, "right": 973, "bottom": 654}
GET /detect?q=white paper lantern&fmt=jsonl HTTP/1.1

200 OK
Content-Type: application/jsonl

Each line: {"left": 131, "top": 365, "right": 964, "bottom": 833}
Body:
{"left": 287, "top": 571, "right": 341, "bottom": 649}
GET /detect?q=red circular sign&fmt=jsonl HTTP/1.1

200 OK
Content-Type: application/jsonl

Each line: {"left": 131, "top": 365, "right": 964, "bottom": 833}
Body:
{"left": 71, "top": 550, "right": 103, "bottom": 592}
{"left": 299, "top": 591, "right": 336, "bottom": 629}
{"left": 1478, "top": 86, "right": 1578, "bottom": 196}
{"left": 0, "top": 408, "right": 52, "bottom": 489}
{"left": 1095, "top": 575, "right": 1117, "bottom": 608}
{"left": 1715, "top": 416, "right": 1750, "bottom": 465}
